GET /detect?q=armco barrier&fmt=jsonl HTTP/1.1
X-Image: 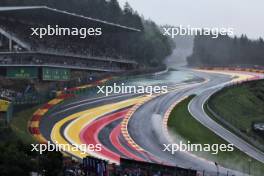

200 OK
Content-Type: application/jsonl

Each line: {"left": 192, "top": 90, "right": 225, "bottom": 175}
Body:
{"left": 206, "top": 102, "right": 264, "bottom": 151}
{"left": 55, "top": 76, "right": 113, "bottom": 97}
{"left": 198, "top": 67, "right": 264, "bottom": 74}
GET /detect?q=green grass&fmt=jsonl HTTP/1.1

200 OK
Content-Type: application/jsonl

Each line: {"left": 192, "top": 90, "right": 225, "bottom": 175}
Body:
{"left": 9, "top": 106, "right": 40, "bottom": 144}
{"left": 209, "top": 80, "right": 264, "bottom": 145}
{"left": 168, "top": 96, "right": 264, "bottom": 175}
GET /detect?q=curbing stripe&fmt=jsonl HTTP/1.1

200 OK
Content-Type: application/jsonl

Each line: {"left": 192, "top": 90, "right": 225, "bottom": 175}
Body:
{"left": 120, "top": 95, "right": 155, "bottom": 151}
{"left": 28, "top": 95, "right": 74, "bottom": 144}
{"left": 28, "top": 77, "right": 113, "bottom": 144}
{"left": 162, "top": 96, "right": 188, "bottom": 142}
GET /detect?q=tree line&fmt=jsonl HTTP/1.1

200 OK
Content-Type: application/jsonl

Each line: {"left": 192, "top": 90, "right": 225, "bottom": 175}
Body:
{"left": 0, "top": 0, "right": 173, "bottom": 67}
{"left": 187, "top": 34, "right": 264, "bottom": 67}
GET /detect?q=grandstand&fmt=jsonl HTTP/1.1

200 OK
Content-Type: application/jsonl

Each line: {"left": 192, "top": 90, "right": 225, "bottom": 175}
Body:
{"left": 0, "top": 6, "right": 139, "bottom": 81}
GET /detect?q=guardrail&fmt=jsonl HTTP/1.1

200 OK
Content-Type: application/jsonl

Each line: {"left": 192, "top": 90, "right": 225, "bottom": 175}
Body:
{"left": 203, "top": 68, "right": 264, "bottom": 152}
{"left": 198, "top": 66, "right": 264, "bottom": 74}
{"left": 206, "top": 102, "right": 264, "bottom": 152}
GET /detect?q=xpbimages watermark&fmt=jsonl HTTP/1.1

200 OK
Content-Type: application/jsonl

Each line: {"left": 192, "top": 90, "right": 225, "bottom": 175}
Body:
{"left": 31, "top": 141, "right": 101, "bottom": 154}
{"left": 163, "top": 141, "right": 234, "bottom": 155}
{"left": 97, "top": 83, "right": 168, "bottom": 96}
{"left": 30, "top": 25, "right": 102, "bottom": 39}
{"left": 162, "top": 25, "right": 234, "bottom": 38}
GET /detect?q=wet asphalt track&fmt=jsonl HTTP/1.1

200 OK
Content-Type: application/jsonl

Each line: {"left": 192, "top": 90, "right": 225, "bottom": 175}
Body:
{"left": 39, "top": 69, "right": 264, "bottom": 176}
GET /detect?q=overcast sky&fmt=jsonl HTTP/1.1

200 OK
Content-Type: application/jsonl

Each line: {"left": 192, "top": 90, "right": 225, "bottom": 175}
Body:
{"left": 118, "top": 0, "right": 263, "bottom": 39}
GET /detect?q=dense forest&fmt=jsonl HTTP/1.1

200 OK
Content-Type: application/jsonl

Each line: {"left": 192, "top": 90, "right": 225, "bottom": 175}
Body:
{"left": 0, "top": 0, "right": 173, "bottom": 67}
{"left": 187, "top": 34, "right": 264, "bottom": 67}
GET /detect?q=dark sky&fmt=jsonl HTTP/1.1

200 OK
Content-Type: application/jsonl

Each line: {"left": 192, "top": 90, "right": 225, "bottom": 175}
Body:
{"left": 119, "top": 0, "right": 263, "bottom": 39}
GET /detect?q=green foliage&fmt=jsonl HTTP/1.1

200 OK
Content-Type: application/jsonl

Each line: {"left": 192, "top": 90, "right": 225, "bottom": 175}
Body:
{"left": 0, "top": 105, "right": 63, "bottom": 176}
{"left": 39, "top": 151, "right": 63, "bottom": 176}
{"left": 168, "top": 95, "right": 226, "bottom": 145}
{"left": 0, "top": 0, "right": 172, "bottom": 67}
{"left": 209, "top": 80, "right": 264, "bottom": 143}
{"left": 0, "top": 141, "right": 36, "bottom": 176}
{"left": 0, "top": 140, "right": 63, "bottom": 176}
{"left": 187, "top": 34, "right": 264, "bottom": 67}
{"left": 167, "top": 96, "right": 264, "bottom": 175}
{"left": 10, "top": 105, "right": 40, "bottom": 144}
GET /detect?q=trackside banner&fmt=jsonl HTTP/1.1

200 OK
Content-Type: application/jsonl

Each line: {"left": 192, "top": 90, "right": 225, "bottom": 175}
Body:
{"left": 0, "top": 99, "right": 10, "bottom": 112}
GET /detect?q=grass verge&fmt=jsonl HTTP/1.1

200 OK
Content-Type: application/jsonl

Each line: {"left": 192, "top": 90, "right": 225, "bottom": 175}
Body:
{"left": 167, "top": 95, "right": 264, "bottom": 176}
{"left": 9, "top": 106, "right": 40, "bottom": 144}
{"left": 208, "top": 80, "right": 264, "bottom": 146}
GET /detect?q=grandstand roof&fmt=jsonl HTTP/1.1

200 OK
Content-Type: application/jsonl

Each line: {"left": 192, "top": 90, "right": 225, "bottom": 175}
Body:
{"left": 0, "top": 51, "right": 138, "bottom": 64}
{"left": 0, "top": 6, "right": 141, "bottom": 32}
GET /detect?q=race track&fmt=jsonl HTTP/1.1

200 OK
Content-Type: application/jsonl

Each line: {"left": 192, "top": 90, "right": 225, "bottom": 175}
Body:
{"left": 39, "top": 69, "right": 264, "bottom": 176}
